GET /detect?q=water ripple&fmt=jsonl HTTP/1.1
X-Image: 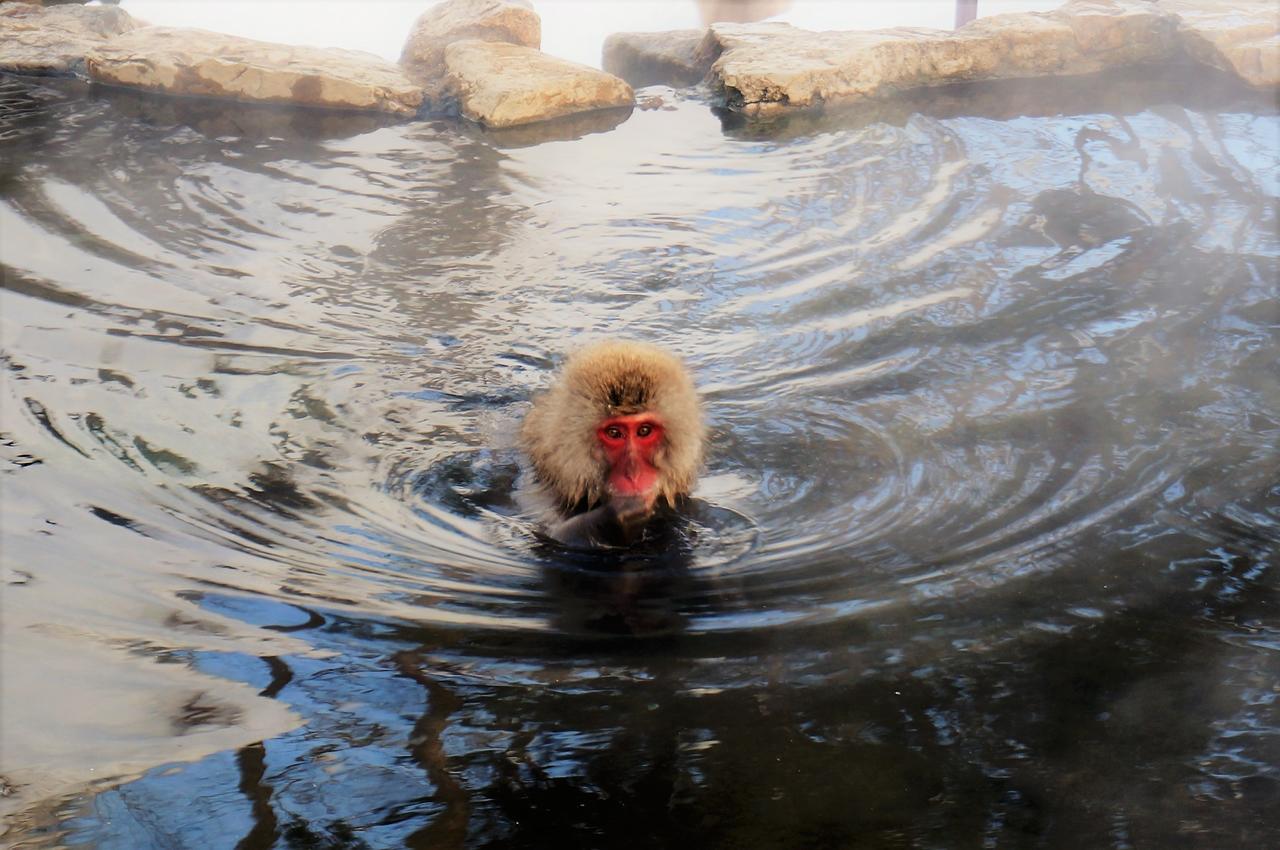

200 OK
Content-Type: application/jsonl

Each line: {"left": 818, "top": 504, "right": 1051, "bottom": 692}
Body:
{"left": 2, "top": 70, "right": 1278, "bottom": 840}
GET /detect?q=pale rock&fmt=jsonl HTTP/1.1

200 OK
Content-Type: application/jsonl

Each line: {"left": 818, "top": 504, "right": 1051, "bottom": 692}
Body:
{"left": 1161, "top": 0, "right": 1279, "bottom": 87}
{"left": 445, "top": 39, "right": 634, "bottom": 128}
{"left": 602, "top": 30, "right": 708, "bottom": 87}
{"left": 703, "top": 0, "right": 1180, "bottom": 116}
{"left": 85, "top": 27, "right": 423, "bottom": 115}
{"left": 400, "top": 0, "right": 540, "bottom": 106}
{"left": 0, "top": 2, "right": 138, "bottom": 75}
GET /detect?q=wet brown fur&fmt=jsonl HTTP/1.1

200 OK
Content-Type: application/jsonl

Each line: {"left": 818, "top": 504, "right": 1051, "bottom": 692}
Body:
{"left": 521, "top": 340, "right": 704, "bottom": 513}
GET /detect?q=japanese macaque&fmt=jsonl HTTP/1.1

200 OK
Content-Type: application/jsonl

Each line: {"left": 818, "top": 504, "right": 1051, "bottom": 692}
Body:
{"left": 521, "top": 340, "right": 704, "bottom": 547}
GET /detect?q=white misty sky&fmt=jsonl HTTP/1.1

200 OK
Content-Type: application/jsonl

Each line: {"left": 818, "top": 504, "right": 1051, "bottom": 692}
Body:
{"left": 119, "top": 1, "right": 1062, "bottom": 68}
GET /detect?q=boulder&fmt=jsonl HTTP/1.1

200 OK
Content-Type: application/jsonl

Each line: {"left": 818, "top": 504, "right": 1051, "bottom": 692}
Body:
{"left": 0, "top": 2, "right": 138, "bottom": 75}
{"left": 399, "top": 0, "right": 540, "bottom": 106}
{"left": 85, "top": 27, "right": 423, "bottom": 115}
{"left": 1161, "top": 0, "right": 1279, "bottom": 87}
{"left": 602, "top": 29, "right": 709, "bottom": 87}
{"left": 445, "top": 40, "right": 634, "bottom": 128}
{"left": 702, "top": 0, "right": 1181, "bottom": 115}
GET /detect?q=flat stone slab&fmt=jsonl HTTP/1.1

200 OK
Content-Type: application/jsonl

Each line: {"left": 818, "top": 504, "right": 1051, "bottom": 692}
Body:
{"left": 400, "top": 0, "right": 540, "bottom": 108}
{"left": 703, "top": 0, "right": 1180, "bottom": 115}
{"left": 0, "top": 2, "right": 139, "bottom": 75}
{"left": 85, "top": 27, "right": 423, "bottom": 115}
{"left": 445, "top": 40, "right": 634, "bottom": 128}
{"left": 1162, "top": 0, "right": 1279, "bottom": 87}
{"left": 602, "top": 29, "right": 707, "bottom": 87}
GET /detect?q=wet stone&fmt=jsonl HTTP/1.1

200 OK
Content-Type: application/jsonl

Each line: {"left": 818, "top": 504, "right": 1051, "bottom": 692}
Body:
{"left": 85, "top": 27, "right": 424, "bottom": 115}
{"left": 0, "top": 1, "right": 138, "bottom": 76}
{"left": 100, "top": 83, "right": 404, "bottom": 141}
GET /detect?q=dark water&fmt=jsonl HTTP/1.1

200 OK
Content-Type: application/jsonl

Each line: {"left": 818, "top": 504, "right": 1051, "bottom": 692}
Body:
{"left": 1, "top": 66, "right": 1278, "bottom": 848}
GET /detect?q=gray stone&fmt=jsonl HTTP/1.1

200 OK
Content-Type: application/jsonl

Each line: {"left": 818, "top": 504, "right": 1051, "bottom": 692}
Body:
{"left": 85, "top": 27, "right": 423, "bottom": 115}
{"left": 445, "top": 39, "right": 634, "bottom": 128}
{"left": 399, "top": 0, "right": 540, "bottom": 107}
{"left": 0, "top": 2, "right": 138, "bottom": 75}
{"left": 602, "top": 29, "right": 708, "bottom": 87}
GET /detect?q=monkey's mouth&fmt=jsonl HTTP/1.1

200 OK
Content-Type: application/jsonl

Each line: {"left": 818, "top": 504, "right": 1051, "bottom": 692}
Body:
{"left": 607, "top": 464, "right": 659, "bottom": 501}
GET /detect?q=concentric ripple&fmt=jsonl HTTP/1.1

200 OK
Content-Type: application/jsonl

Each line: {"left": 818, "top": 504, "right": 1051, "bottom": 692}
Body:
{"left": 3, "top": 74, "right": 1277, "bottom": 643}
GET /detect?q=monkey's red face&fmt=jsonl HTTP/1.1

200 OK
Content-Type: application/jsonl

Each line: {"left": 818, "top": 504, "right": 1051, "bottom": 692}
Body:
{"left": 597, "top": 413, "right": 664, "bottom": 504}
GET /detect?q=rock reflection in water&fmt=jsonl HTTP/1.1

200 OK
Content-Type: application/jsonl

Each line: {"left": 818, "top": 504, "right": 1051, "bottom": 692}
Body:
{"left": 1, "top": 63, "right": 1278, "bottom": 849}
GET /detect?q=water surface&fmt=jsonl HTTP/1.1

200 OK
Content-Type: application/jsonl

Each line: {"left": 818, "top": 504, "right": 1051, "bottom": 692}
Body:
{"left": 1, "top": 66, "right": 1278, "bottom": 848}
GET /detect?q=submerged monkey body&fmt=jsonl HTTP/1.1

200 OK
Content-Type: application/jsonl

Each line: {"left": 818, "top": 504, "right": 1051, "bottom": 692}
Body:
{"left": 521, "top": 341, "right": 704, "bottom": 546}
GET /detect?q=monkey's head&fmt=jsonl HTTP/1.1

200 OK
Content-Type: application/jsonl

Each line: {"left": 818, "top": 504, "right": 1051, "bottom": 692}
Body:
{"left": 521, "top": 340, "right": 704, "bottom": 517}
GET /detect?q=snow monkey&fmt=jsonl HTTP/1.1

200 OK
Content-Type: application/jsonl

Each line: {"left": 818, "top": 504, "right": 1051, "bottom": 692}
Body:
{"left": 521, "top": 340, "right": 704, "bottom": 547}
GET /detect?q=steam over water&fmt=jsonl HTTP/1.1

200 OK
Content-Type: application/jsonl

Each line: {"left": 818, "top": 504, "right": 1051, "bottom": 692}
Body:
{"left": 2, "top": 67, "right": 1277, "bottom": 848}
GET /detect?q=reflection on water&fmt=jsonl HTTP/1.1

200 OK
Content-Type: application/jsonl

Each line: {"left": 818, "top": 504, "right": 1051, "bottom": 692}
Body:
{"left": 1, "top": 65, "right": 1278, "bottom": 848}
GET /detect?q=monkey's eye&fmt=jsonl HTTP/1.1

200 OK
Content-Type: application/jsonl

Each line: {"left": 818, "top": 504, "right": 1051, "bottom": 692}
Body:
{"left": 636, "top": 423, "right": 653, "bottom": 438}
{"left": 604, "top": 425, "right": 624, "bottom": 440}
